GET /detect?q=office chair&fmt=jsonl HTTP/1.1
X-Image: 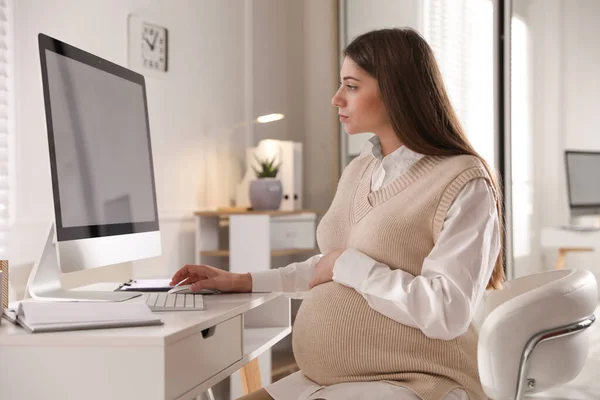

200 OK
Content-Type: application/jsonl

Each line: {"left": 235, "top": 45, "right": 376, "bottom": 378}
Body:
{"left": 478, "top": 269, "right": 597, "bottom": 400}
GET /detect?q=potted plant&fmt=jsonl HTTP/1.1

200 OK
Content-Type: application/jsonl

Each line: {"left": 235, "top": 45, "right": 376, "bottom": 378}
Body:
{"left": 249, "top": 155, "right": 283, "bottom": 211}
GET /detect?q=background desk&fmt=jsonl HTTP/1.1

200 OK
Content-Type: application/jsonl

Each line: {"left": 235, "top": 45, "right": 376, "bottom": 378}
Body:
{"left": 540, "top": 227, "right": 596, "bottom": 269}
{"left": 0, "top": 284, "right": 291, "bottom": 400}
{"left": 194, "top": 210, "right": 318, "bottom": 269}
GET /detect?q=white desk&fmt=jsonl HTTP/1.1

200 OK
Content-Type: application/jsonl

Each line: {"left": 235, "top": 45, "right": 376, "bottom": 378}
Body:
{"left": 540, "top": 227, "right": 596, "bottom": 269}
{"left": 193, "top": 210, "right": 317, "bottom": 393}
{"left": 0, "top": 284, "right": 291, "bottom": 400}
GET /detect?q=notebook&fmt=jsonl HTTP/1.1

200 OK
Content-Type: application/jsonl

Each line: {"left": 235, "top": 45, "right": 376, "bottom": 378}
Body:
{"left": 11, "top": 301, "right": 163, "bottom": 333}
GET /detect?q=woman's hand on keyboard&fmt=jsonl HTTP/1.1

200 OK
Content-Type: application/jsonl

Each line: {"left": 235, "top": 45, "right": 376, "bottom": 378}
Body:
{"left": 170, "top": 264, "right": 252, "bottom": 293}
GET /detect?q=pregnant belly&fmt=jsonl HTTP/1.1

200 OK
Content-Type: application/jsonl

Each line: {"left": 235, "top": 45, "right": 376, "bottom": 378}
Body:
{"left": 292, "top": 282, "right": 408, "bottom": 385}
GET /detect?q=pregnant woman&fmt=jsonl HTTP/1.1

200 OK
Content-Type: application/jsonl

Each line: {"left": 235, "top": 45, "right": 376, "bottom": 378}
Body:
{"left": 171, "top": 28, "right": 503, "bottom": 400}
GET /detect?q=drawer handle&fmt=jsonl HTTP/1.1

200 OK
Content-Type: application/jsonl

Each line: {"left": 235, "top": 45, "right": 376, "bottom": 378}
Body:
{"left": 202, "top": 326, "right": 216, "bottom": 339}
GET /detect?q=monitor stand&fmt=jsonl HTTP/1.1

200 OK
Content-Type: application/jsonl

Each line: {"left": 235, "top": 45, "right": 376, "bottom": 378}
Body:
{"left": 26, "top": 224, "right": 142, "bottom": 302}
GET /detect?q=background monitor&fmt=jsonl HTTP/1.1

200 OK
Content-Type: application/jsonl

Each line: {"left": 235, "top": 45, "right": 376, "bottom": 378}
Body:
{"left": 565, "top": 150, "right": 600, "bottom": 218}
{"left": 39, "top": 33, "right": 161, "bottom": 275}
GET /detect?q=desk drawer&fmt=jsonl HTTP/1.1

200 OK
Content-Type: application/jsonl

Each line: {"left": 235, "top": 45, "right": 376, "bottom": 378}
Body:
{"left": 270, "top": 214, "right": 316, "bottom": 249}
{"left": 166, "top": 315, "right": 242, "bottom": 399}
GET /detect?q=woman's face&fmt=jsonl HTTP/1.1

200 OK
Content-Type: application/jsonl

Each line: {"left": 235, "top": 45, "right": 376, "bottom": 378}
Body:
{"left": 332, "top": 57, "right": 390, "bottom": 135}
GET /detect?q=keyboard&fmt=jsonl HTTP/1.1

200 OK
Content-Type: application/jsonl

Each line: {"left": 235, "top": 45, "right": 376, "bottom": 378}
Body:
{"left": 145, "top": 293, "right": 205, "bottom": 311}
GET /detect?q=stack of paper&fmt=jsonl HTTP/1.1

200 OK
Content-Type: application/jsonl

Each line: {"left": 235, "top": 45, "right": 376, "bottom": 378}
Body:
{"left": 15, "top": 301, "right": 163, "bottom": 333}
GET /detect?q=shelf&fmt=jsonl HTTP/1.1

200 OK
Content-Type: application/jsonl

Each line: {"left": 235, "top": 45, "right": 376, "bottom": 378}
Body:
{"left": 243, "top": 326, "right": 292, "bottom": 363}
{"left": 200, "top": 248, "right": 319, "bottom": 257}
{"left": 271, "top": 350, "right": 299, "bottom": 382}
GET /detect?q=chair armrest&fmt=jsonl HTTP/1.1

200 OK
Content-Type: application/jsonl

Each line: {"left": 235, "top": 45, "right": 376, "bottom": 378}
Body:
{"left": 478, "top": 269, "right": 597, "bottom": 399}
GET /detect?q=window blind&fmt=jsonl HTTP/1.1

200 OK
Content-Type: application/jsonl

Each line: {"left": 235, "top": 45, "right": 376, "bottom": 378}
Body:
{"left": 423, "top": 0, "right": 495, "bottom": 169}
{"left": 425, "top": 3, "right": 533, "bottom": 262}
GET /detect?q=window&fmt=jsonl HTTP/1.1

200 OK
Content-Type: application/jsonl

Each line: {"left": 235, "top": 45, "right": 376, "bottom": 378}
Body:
{"left": 0, "top": 0, "right": 12, "bottom": 260}
{"left": 510, "top": 16, "right": 532, "bottom": 261}
{"left": 424, "top": 2, "right": 533, "bottom": 271}
{"left": 423, "top": 0, "right": 495, "bottom": 169}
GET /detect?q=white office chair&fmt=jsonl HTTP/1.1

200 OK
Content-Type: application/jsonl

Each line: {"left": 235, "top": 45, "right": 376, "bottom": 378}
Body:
{"left": 478, "top": 269, "right": 597, "bottom": 400}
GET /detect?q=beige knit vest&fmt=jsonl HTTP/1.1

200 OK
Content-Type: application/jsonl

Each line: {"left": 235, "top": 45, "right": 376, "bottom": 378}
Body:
{"left": 292, "top": 154, "right": 491, "bottom": 400}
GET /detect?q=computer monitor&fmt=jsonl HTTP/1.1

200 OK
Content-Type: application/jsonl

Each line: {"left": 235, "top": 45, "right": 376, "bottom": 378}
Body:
{"left": 27, "top": 34, "right": 161, "bottom": 301}
{"left": 565, "top": 150, "right": 600, "bottom": 225}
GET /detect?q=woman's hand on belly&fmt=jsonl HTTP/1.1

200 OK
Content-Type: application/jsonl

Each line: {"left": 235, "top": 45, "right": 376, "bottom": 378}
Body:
{"left": 309, "top": 248, "right": 345, "bottom": 288}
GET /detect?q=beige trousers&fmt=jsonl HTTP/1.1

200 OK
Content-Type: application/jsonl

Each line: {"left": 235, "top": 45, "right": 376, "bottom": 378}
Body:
{"left": 237, "top": 388, "right": 274, "bottom": 400}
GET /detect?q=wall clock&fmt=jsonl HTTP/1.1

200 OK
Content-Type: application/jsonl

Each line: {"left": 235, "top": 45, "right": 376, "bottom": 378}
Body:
{"left": 141, "top": 22, "right": 168, "bottom": 72}
{"left": 127, "top": 14, "right": 169, "bottom": 75}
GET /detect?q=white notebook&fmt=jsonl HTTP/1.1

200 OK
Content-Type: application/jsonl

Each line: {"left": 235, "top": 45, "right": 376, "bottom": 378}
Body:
{"left": 14, "top": 301, "right": 163, "bottom": 333}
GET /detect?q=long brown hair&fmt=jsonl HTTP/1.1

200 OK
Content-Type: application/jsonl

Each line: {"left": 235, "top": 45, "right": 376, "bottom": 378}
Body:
{"left": 344, "top": 28, "right": 504, "bottom": 290}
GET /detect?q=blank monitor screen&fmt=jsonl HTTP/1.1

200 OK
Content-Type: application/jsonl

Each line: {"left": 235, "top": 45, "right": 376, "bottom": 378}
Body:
{"left": 565, "top": 151, "right": 600, "bottom": 208}
{"left": 40, "top": 35, "right": 159, "bottom": 242}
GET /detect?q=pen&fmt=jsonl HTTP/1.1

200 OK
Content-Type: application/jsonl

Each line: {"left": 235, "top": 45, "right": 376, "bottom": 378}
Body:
{"left": 117, "top": 279, "right": 135, "bottom": 290}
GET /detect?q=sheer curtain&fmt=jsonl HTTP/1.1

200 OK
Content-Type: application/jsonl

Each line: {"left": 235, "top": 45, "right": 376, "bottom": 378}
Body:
{"left": 0, "top": 0, "right": 11, "bottom": 261}
{"left": 510, "top": 16, "right": 532, "bottom": 271}
{"left": 423, "top": 0, "right": 495, "bottom": 169}
{"left": 424, "top": 1, "right": 533, "bottom": 273}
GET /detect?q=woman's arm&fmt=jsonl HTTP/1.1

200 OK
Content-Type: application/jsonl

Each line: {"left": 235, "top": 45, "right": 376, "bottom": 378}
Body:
{"left": 249, "top": 155, "right": 364, "bottom": 298}
{"left": 251, "top": 254, "right": 323, "bottom": 298}
{"left": 332, "top": 178, "right": 500, "bottom": 340}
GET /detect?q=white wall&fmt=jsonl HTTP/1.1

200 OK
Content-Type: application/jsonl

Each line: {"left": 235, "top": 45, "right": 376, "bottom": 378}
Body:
{"left": 511, "top": 0, "right": 565, "bottom": 277}
{"left": 9, "top": 0, "right": 338, "bottom": 299}
{"left": 345, "top": 0, "right": 423, "bottom": 42}
{"left": 515, "top": 0, "right": 600, "bottom": 284}
{"left": 342, "top": 0, "right": 423, "bottom": 158}
{"left": 303, "top": 0, "right": 341, "bottom": 213}
{"left": 250, "top": 0, "right": 339, "bottom": 215}
{"left": 252, "top": 0, "right": 301, "bottom": 146}
{"left": 556, "top": 0, "right": 600, "bottom": 284}
{"left": 563, "top": 0, "right": 600, "bottom": 150}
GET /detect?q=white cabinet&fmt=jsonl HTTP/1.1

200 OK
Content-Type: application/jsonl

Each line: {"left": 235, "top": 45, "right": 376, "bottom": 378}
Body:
{"left": 194, "top": 210, "right": 318, "bottom": 269}
{"left": 270, "top": 213, "right": 316, "bottom": 250}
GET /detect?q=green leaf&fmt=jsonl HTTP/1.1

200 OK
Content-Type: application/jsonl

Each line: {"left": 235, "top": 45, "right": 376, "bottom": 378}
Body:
{"left": 253, "top": 153, "right": 280, "bottom": 178}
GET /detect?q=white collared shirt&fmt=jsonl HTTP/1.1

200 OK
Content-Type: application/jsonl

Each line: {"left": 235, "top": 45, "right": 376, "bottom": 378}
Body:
{"left": 252, "top": 137, "right": 499, "bottom": 400}
{"left": 366, "top": 135, "right": 425, "bottom": 190}
{"left": 253, "top": 137, "right": 500, "bottom": 339}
